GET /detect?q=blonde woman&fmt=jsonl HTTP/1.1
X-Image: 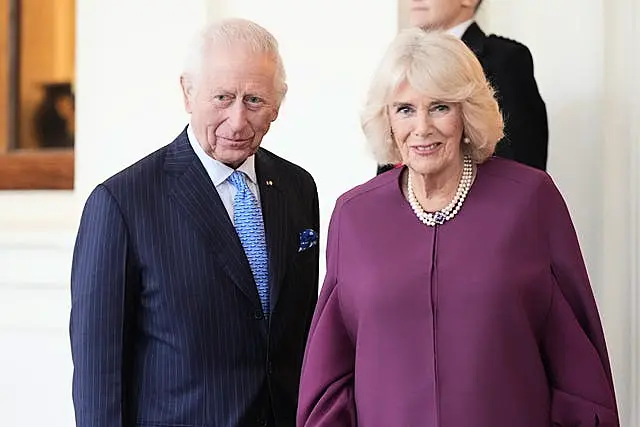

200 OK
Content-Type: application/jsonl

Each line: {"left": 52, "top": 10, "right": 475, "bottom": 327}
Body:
{"left": 297, "top": 29, "right": 618, "bottom": 427}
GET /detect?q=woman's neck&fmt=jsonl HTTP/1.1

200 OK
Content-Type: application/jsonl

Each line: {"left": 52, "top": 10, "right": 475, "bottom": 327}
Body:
{"left": 406, "top": 161, "right": 464, "bottom": 212}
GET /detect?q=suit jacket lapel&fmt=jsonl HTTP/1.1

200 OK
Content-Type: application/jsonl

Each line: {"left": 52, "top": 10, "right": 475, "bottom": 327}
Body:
{"left": 255, "top": 149, "right": 294, "bottom": 313}
{"left": 165, "top": 130, "right": 262, "bottom": 310}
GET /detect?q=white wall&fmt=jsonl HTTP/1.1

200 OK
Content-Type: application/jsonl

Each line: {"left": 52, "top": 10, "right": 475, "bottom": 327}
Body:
{"left": 0, "top": 0, "right": 637, "bottom": 426}
{"left": 0, "top": 231, "right": 74, "bottom": 427}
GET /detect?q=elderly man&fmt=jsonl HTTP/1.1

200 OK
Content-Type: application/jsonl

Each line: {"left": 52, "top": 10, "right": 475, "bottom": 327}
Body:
{"left": 378, "top": 0, "right": 548, "bottom": 174}
{"left": 70, "top": 18, "right": 320, "bottom": 427}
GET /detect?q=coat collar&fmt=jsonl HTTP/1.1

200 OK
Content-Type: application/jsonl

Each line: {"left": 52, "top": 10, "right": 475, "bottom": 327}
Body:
{"left": 461, "top": 21, "right": 487, "bottom": 57}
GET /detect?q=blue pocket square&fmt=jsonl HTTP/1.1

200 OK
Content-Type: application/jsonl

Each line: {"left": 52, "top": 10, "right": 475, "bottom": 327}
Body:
{"left": 298, "top": 229, "right": 318, "bottom": 252}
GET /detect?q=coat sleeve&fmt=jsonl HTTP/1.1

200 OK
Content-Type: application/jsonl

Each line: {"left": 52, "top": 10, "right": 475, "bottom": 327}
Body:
{"left": 69, "top": 184, "right": 138, "bottom": 427}
{"left": 297, "top": 199, "right": 357, "bottom": 427}
{"left": 537, "top": 175, "right": 619, "bottom": 426}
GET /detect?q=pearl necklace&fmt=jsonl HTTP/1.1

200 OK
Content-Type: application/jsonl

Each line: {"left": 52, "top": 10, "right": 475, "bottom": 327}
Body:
{"left": 407, "top": 155, "right": 474, "bottom": 226}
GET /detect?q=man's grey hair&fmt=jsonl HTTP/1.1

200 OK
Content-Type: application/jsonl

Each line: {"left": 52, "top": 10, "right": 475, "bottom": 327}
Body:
{"left": 182, "top": 18, "right": 287, "bottom": 100}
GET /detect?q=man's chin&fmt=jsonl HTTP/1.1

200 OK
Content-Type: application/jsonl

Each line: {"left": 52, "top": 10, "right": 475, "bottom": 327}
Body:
{"left": 212, "top": 149, "right": 258, "bottom": 169}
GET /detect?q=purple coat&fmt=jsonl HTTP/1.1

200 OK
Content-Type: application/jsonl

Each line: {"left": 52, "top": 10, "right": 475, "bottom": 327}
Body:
{"left": 297, "top": 158, "right": 618, "bottom": 427}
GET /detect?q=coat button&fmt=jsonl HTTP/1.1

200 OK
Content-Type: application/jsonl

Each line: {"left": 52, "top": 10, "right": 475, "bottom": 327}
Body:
{"left": 253, "top": 310, "right": 264, "bottom": 320}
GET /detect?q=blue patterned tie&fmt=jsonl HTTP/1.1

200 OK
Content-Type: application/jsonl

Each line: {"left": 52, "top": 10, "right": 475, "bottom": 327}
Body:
{"left": 228, "top": 171, "right": 270, "bottom": 315}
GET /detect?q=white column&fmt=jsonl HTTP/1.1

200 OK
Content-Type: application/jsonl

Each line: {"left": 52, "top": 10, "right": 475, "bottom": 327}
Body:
{"left": 631, "top": 99, "right": 640, "bottom": 427}
{"left": 601, "top": 0, "right": 640, "bottom": 423}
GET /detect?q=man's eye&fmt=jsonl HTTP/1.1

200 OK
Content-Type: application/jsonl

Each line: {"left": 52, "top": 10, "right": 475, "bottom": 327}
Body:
{"left": 246, "top": 96, "right": 262, "bottom": 104}
{"left": 212, "top": 94, "right": 235, "bottom": 103}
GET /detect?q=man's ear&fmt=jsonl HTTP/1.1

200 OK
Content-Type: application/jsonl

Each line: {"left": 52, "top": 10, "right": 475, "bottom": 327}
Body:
{"left": 180, "top": 75, "right": 194, "bottom": 114}
{"left": 271, "top": 83, "right": 288, "bottom": 122}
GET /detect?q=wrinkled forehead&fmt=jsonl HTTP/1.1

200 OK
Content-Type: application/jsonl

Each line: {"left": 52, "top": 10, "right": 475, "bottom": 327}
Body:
{"left": 199, "top": 45, "right": 279, "bottom": 93}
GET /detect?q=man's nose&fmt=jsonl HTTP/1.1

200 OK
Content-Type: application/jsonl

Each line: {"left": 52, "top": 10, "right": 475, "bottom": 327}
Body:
{"left": 227, "top": 101, "right": 249, "bottom": 129}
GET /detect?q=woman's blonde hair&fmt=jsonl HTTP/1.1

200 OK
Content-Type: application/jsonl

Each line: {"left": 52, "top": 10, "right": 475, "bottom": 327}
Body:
{"left": 361, "top": 28, "right": 504, "bottom": 164}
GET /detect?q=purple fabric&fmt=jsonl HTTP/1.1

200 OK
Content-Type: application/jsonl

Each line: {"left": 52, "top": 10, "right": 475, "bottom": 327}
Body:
{"left": 297, "top": 158, "right": 618, "bottom": 427}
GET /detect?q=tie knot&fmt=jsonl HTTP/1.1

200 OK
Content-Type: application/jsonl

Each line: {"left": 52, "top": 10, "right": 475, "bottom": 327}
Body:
{"left": 228, "top": 170, "right": 248, "bottom": 191}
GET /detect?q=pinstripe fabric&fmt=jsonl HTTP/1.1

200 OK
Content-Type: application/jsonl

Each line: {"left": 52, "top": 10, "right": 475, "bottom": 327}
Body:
{"left": 69, "top": 128, "right": 320, "bottom": 427}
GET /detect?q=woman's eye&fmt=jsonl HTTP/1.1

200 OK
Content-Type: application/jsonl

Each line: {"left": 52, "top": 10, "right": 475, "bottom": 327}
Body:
{"left": 396, "top": 105, "right": 414, "bottom": 114}
{"left": 431, "top": 104, "right": 450, "bottom": 113}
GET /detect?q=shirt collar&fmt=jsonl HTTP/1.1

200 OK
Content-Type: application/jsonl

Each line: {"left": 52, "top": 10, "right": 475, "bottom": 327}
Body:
{"left": 447, "top": 19, "right": 474, "bottom": 39}
{"left": 186, "top": 124, "right": 257, "bottom": 187}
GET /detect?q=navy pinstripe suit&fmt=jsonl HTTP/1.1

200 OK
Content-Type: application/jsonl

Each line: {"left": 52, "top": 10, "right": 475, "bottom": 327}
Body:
{"left": 70, "top": 128, "right": 320, "bottom": 427}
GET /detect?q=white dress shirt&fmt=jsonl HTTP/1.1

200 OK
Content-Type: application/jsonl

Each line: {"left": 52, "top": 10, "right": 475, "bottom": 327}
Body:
{"left": 187, "top": 124, "right": 261, "bottom": 225}
{"left": 447, "top": 19, "right": 474, "bottom": 39}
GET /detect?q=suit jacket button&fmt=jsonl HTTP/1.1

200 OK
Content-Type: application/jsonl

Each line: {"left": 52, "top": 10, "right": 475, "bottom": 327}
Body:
{"left": 267, "top": 362, "right": 273, "bottom": 375}
{"left": 253, "top": 310, "right": 264, "bottom": 320}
